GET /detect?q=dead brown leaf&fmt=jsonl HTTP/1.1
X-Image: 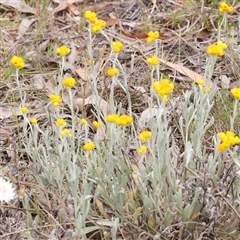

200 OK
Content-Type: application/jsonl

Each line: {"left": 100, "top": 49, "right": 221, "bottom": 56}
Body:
{"left": 64, "top": 62, "right": 76, "bottom": 74}
{"left": 130, "top": 86, "right": 150, "bottom": 102}
{"left": 103, "top": 18, "right": 120, "bottom": 27}
{"left": 73, "top": 95, "right": 110, "bottom": 115}
{"left": 0, "top": 105, "right": 21, "bottom": 119}
{"left": 0, "top": 0, "right": 36, "bottom": 14}
{"left": 68, "top": 45, "right": 77, "bottom": 65}
{"left": 52, "top": 0, "right": 83, "bottom": 15}
{"left": 32, "top": 75, "right": 55, "bottom": 92}
{"left": 159, "top": 58, "right": 204, "bottom": 83}
{"left": 68, "top": 3, "right": 80, "bottom": 15}
{"left": 138, "top": 108, "right": 159, "bottom": 130}
{"left": 82, "top": 2, "right": 119, "bottom": 13}
{"left": 75, "top": 67, "right": 92, "bottom": 81}
{"left": 18, "top": 18, "right": 36, "bottom": 36}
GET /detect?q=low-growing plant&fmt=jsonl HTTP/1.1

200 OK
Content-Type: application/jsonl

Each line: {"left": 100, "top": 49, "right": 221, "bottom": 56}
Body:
{"left": 1, "top": 1, "right": 240, "bottom": 239}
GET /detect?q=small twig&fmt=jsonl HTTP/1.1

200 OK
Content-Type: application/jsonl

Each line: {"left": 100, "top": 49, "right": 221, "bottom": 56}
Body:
{"left": 0, "top": 222, "right": 73, "bottom": 239}
{"left": 0, "top": 204, "right": 37, "bottom": 214}
{"left": 183, "top": 165, "right": 204, "bottom": 182}
{"left": 219, "top": 192, "right": 240, "bottom": 220}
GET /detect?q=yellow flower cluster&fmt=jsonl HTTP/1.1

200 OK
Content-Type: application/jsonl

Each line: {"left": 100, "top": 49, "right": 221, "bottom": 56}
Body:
{"left": 138, "top": 131, "right": 152, "bottom": 141}
{"left": 138, "top": 145, "right": 147, "bottom": 154}
{"left": 112, "top": 41, "right": 123, "bottom": 53}
{"left": 197, "top": 79, "right": 211, "bottom": 92}
{"left": 10, "top": 56, "right": 25, "bottom": 68}
{"left": 107, "top": 68, "right": 118, "bottom": 77}
{"left": 80, "top": 118, "right": 87, "bottom": 124}
{"left": 56, "top": 46, "right": 71, "bottom": 56}
{"left": 152, "top": 79, "right": 174, "bottom": 102}
{"left": 206, "top": 40, "right": 228, "bottom": 57}
{"left": 63, "top": 77, "right": 76, "bottom": 88}
{"left": 231, "top": 88, "right": 240, "bottom": 100}
{"left": 31, "top": 118, "right": 37, "bottom": 124}
{"left": 55, "top": 119, "right": 67, "bottom": 127}
{"left": 88, "top": 59, "right": 94, "bottom": 65}
{"left": 91, "top": 20, "right": 106, "bottom": 33}
{"left": 83, "top": 142, "right": 95, "bottom": 151}
{"left": 203, "top": 87, "right": 211, "bottom": 93}
{"left": 84, "top": 10, "right": 97, "bottom": 23}
{"left": 146, "top": 31, "right": 159, "bottom": 43}
{"left": 106, "top": 114, "right": 133, "bottom": 126}
{"left": 219, "top": 2, "right": 233, "bottom": 13}
{"left": 106, "top": 114, "right": 119, "bottom": 123}
{"left": 147, "top": 56, "right": 159, "bottom": 66}
{"left": 116, "top": 115, "right": 133, "bottom": 126}
{"left": 197, "top": 79, "right": 204, "bottom": 85}
{"left": 84, "top": 11, "right": 106, "bottom": 33}
{"left": 60, "top": 128, "right": 73, "bottom": 138}
{"left": 21, "top": 106, "right": 28, "bottom": 114}
{"left": 93, "top": 121, "right": 103, "bottom": 128}
{"left": 50, "top": 94, "right": 62, "bottom": 107}
{"left": 218, "top": 131, "right": 240, "bottom": 152}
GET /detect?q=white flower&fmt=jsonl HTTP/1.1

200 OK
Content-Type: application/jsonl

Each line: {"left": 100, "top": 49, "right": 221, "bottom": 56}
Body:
{"left": 0, "top": 177, "right": 16, "bottom": 202}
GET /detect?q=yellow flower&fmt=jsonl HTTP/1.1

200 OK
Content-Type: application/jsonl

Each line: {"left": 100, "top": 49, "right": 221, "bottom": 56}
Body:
{"left": 10, "top": 56, "right": 25, "bottom": 68}
{"left": 115, "top": 115, "right": 133, "bottom": 126}
{"left": 231, "top": 88, "right": 240, "bottom": 100}
{"left": 107, "top": 68, "right": 119, "bottom": 77}
{"left": 217, "top": 131, "right": 240, "bottom": 152}
{"left": 106, "top": 114, "right": 133, "bottom": 126}
{"left": 147, "top": 56, "right": 159, "bottom": 66}
{"left": 63, "top": 77, "right": 76, "bottom": 88}
{"left": 106, "top": 114, "right": 119, "bottom": 123}
{"left": 146, "top": 37, "right": 152, "bottom": 43}
{"left": 56, "top": 46, "right": 71, "bottom": 56}
{"left": 138, "top": 145, "right": 147, "bottom": 154}
{"left": 50, "top": 94, "right": 62, "bottom": 107}
{"left": 60, "top": 128, "right": 73, "bottom": 138}
{"left": 153, "top": 79, "right": 174, "bottom": 102}
{"left": 206, "top": 40, "right": 227, "bottom": 57}
{"left": 30, "top": 118, "right": 37, "bottom": 124}
{"left": 112, "top": 41, "right": 123, "bottom": 53}
{"left": 217, "top": 143, "right": 225, "bottom": 152}
{"left": 91, "top": 19, "right": 106, "bottom": 32}
{"left": 217, "top": 40, "right": 228, "bottom": 50}
{"left": 84, "top": 10, "right": 91, "bottom": 18}
{"left": 206, "top": 45, "right": 222, "bottom": 56}
{"left": 83, "top": 142, "right": 95, "bottom": 151}
{"left": 138, "top": 131, "right": 152, "bottom": 141}
{"left": 88, "top": 60, "right": 94, "bottom": 65}
{"left": 146, "top": 31, "right": 159, "bottom": 43}
{"left": 91, "top": 24, "right": 101, "bottom": 33}
{"left": 93, "top": 121, "right": 103, "bottom": 128}
{"left": 152, "top": 81, "right": 161, "bottom": 92}
{"left": 219, "top": 2, "right": 233, "bottom": 13}
{"left": 21, "top": 106, "right": 28, "bottom": 114}
{"left": 148, "top": 31, "right": 159, "bottom": 39}
{"left": 56, "top": 119, "right": 67, "bottom": 127}
{"left": 80, "top": 118, "right": 87, "bottom": 124}
{"left": 203, "top": 87, "right": 211, "bottom": 93}
{"left": 84, "top": 10, "right": 97, "bottom": 23}
{"left": 197, "top": 79, "right": 204, "bottom": 85}
{"left": 99, "top": 20, "right": 106, "bottom": 28}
